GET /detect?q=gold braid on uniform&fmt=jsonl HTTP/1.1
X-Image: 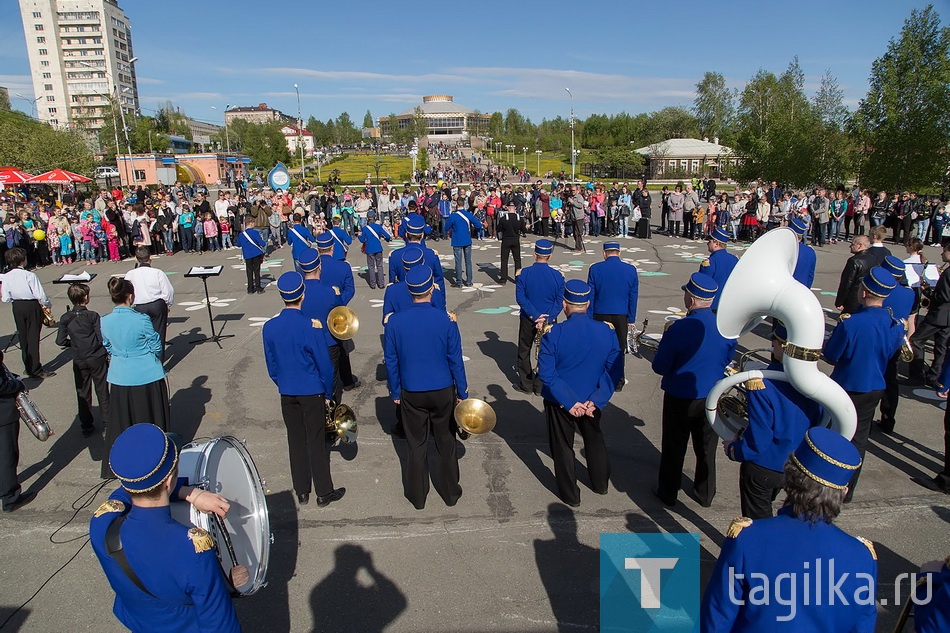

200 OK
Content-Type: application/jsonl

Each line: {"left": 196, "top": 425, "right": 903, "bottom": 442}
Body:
{"left": 188, "top": 527, "right": 214, "bottom": 553}
{"left": 726, "top": 516, "right": 753, "bottom": 538}
{"left": 93, "top": 499, "right": 126, "bottom": 517}
{"left": 311, "top": 319, "right": 323, "bottom": 329}
{"left": 744, "top": 378, "right": 766, "bottom": 390}
{"left": 447, "top": 311, "right": 457, "bottom": 322}
{"left": 856, "top": 536, "right": 877, "bottom": 560}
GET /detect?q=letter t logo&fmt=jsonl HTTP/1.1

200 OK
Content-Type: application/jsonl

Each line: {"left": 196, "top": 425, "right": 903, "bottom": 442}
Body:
{"left": 625, "top": 558, "right": 679, "bottom": 609}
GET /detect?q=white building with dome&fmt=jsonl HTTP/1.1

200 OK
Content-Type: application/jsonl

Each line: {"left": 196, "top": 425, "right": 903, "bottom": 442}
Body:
{"left": 379, "top": 95, "right": 490, "bottom": 142}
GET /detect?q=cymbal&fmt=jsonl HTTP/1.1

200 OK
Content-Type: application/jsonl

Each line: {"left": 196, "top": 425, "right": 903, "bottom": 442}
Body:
{"left": 454, "top": 399, "right": 496, "bottom": 435}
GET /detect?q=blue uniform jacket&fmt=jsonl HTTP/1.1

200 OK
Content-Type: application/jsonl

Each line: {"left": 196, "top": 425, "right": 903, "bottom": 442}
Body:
{"left": 262, "top": 308, "right": 335, "bottom": 397}
{"left": 101, "top": 306, "right": 165, "bottom": 386}
{"left": 824, "top": 306, "right": 904, "bottom": 393}
{"left": 794, "top": 243, "right": 817, "bottom": 289}
{"left": 538, "top": 312, "right": 621, "bottom": 410}
{"left": 652, "top": 308, "right": 737, "bottom": 400}
{"left": 357, "top": 222, "right": 391, "bottom": 255}
{"left": 329, "top": 226, "right": 352, "bottom": 260}
{"left": 444, "top": 209, "right": 483, "bottom": 247}
{"left": 700, "top": 507, "right": 877, "bottom": 633}
{"left": 300, "top": 279, "right": 343, "bottom": 349}
{"left": 287, "top": 223, "right": 314, "bottom": 262}
{"left": 397, "top": 215, "right": 431, "bottom": 243}
{"left": 319, "top": 256, "right": 355, "bottom": 305}
{"left": 89, "top": 487, "right": 241, "bottom": 633}
{"left": 384, "top": 303, "right": 467, "bottom": 400}
{"left": 388, "top": 245, "right": 446, "bottom": 292}
{"left": 728, "top": 362, "right": 823, "bottom": 472}
{"left": 587, "top": 256, "right": 639, "bottom": 322}
{"left": 915, "top": 561, "right": 950, "bottom": 633}
{"left": 236, "top": 228, "right": 267, "bottom": 261}
{"left": 516, "top": 262, "right": 565, "bottom": 322}
{"left": 382, "top": 280, "right": 446, "bottom": 324}
{"left": 701, "top": 248, "right": 739, "bottom": 310}
{"left": 883, "top": 284, "right": 914, "bottom": 321}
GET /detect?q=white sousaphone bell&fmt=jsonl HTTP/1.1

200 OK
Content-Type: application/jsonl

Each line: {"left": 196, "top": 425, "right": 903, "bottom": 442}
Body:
{"left": 704, "top": 228, "right": 857, "bottom": 441}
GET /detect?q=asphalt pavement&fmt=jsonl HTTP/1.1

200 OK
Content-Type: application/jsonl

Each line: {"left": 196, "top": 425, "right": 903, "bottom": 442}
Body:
{"left": 0, "top": 226, "right": 945, "bottom": 632}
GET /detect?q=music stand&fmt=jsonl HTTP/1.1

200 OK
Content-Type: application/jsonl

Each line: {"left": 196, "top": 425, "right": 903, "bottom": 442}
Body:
{"left": 53, "top": 272, "right": 97, "bottom": 285}
{"left": 184, "top": 266, "right": 234, "bottom": 346}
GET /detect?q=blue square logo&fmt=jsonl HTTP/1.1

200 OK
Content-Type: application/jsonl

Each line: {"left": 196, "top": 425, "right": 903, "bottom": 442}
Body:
{"left": 600, "top": 532, "right": 700, "bottom": 633}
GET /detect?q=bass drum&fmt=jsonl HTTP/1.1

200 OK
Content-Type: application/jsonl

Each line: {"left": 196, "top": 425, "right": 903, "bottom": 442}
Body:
{"left": 170, "top": 436, "right": 271, "bottom": 596}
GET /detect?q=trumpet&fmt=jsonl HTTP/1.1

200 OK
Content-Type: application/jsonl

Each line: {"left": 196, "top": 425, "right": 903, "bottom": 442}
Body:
{"left": 42, "top": 307, "right": 55, "bottom": 328}
{"left": 325, "top": 400, "right": 357, "bottom": 444}
{"left": 900, "top": 319, "right": 914, "bottom": 363}
{"left": 17, "top": 391, "right": 53, "bottom": 441}
{"left": 532, "top": 319, "right": 553, "bottom": 365}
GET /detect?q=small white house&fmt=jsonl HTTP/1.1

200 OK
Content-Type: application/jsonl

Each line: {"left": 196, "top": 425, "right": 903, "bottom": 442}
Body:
{"left": 281, "top": 125, "right": 316, "bottom": 157}
{"left": 633, "top": 138, "right": 739, "bottom": 179}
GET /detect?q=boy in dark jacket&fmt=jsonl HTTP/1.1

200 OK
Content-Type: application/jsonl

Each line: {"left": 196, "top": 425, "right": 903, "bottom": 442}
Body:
{"left": 56, "top": 283, "right": 109, "bottom": 437}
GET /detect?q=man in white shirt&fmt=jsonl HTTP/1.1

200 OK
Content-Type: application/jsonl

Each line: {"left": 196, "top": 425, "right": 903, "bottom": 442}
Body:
{"left": 1, "top": 248, "right": 54, "bottom": 378}
{"left": 124, "top": 246, "right": 175, "bottom": 360}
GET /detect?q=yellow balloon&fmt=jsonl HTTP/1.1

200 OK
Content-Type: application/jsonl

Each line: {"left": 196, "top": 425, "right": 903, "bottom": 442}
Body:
{"left": 33, "top": 229, "right": 46, "bottom": 241}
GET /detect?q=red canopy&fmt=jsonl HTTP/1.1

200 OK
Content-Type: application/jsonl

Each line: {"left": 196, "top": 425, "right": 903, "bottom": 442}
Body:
{"left": 26, "top": 169, "right": 92, "bottom": 185}
{"left": 0, "top": 167, "right": 34, "bottom": 185}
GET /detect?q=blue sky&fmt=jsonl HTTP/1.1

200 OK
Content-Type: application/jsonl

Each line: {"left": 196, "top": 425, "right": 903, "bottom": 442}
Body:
{"left": 1, "top": 0, "right": 944, "bottom": 126}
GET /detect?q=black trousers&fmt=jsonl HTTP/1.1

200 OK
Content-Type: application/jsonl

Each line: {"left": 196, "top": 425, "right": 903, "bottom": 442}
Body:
{"left": 245, "top": 254, "right": 263, "bottom": 291}
{"left": 400, "top": 386, "right": 460, "bottom": 509}
{"left": 657, "top": 393, "right": 718, "bottom": 505}
{"left": 0, "top": 400, "right": 21, "bottom": 508}
{"left": 910, "top": 319, "right": 949, "bottom": 381}
{"left": 335, "top": 339, "right": 357, "bottom": 388}
{"left": 845, "top": 389, "right": 884, "bottom": 502}
{"left": 594, "top": 314, "right": 627, "bottom": 380}
{"left": 544, "top": 400, "right": 610, "bottom": 505}
{"left": 516, "top": 317, "right": 540, "bottom": 392}
{"left": 571, "top": 220, "right": 585, "bottom": 252}
{"left": 280, "top": 394, "right": 334, "bottom": 497}
{"left": 327, "top": 344, "right": 344, "bottom": 405}
{"left": 73, "top": 355, "right": 110, "bottom": 431}
{"left": 879, "top": 352, "right": 900, "bottom": 429}
{"left": 134, "top": 299, "right": 168, "bottom": 360}
{"left": 500, "top": 241, "right": 521, "bottom": 283}
{"left": 739, "top": 461, "right": 784, "bottom": 519}
{"left": 12, "top": 300, "right": 43, "bottom": 376}
{"left": 540, "top": 217, "right": 550, "bottom": 237}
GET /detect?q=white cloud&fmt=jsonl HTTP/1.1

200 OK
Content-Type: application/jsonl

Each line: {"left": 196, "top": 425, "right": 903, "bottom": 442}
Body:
{"left": 229, "top": 67, "right": 475, "bottom": 85}
{"left": 0, "top": 74, "right": 34, "bottom": 99}
{"left": 136, "top": 76, "right": 164, "bottom": 85}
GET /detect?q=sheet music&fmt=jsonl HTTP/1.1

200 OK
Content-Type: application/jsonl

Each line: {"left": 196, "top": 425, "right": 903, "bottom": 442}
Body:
{"left": 60, "top": 271, "right": 92, "bottom": 282}
{"left": 188, "top": 266, "right": 223, "bottom": 275}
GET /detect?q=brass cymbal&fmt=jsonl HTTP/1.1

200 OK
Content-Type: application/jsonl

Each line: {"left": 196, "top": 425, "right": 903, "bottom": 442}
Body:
{"left": 454, "top": 399, "right": 496, "bottom": 435}
{"left": 327, "top": 306, "right": 359, "bottom": 340}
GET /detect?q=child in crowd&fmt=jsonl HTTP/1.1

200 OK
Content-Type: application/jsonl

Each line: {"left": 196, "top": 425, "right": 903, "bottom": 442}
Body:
{"left": 202, "top": 212, "right": 218, "bottom": 252}
{"left": 55, "top": 283, "right": 110, "bottom": 438}
{"left": 59, "top": 226, "right": 75, "bottom": 264}
{"left": 49, "top": 228, "right": 61, "bottom": 265}
{"left": 194, "top": 212, "right": 205, "bottom": 252}
{"left": 219, "top": 216, "right": 233, "bottom": 250}
{"left": 104, "top": 220, "right": 120, "bottom": 261}
{"left": 94, "top": 221, "right": 108, "bottom": 262}
{"left": 79, "top": 218, "right": 98, "bottom": 264}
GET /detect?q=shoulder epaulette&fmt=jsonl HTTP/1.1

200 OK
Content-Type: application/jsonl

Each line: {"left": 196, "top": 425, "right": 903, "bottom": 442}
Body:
{"left": 856, "top": 536, "right": 877, "bottom": 560}
{"left": 333, "top": 287, "right": 341, "bottom": 296}
{"left": 700, "top": 259, "right": 711, "bottom": 268}
{"left": 383, "top": 312, "right": 393, "bottom": 325}
{"left": 188, "top": 527, "right": 214, "bottom": 553}
{"left": 726, "top": 516, "right": 753, "bottom": 539}
{"left": 515, "top": 268, "right": 522, "bottom": 276}
{"left": 93, "top": 499, "right": 125, "bottom": 518}
{"left": 447, "top": 311, "right": 457, "bottom": 322}
{"left": 839, "top": 313, "right": 851, "bottom": 321}
{"left": 311, "top": 319, "right": 323, "bottom": 329}
{"left": 604, "top": 322, "right": 615, "bottom": 330}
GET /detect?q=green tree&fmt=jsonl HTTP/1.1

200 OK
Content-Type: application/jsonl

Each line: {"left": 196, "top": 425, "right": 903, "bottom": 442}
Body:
{"left": 0, "top": 109, "right": 94, "bottom": 174}
{"left": 417, "top": 147, "right": 429, "bottom": 172}
{"left": 812, "top": 70, "right": 852, "bottom": 185}
{"left": 0, "top": 90, "right": 10, "bottom": 111}
{"left": 487, "top": 112, "right": 503, "bottom": 139}
{"left": 362, "top": 110, "right": 374, "bottom": 129}
{"left": 229, "top": 120, "right": 289, "bottom": 168}
{"left": 693, "top": 71, "right": 735, "bottom": 143}
{"left": 593, "top": 146, "right": 644, "bottom": 177}
{"left": 335, "top": 112, "right": 358, "bottom": 144}
{"left": 306, "top": 115, "right": 332, "bottom": 146}
{"left": 854, "top": 5, "right": 950, "bottom": 191}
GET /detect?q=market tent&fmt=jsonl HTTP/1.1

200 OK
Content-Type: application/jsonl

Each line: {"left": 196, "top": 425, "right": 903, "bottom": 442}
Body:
{"left": 26, "top": 169, "right": 92, "bottom": 184}
{"left": 0, "top": 167, "right": 34, "bottom": 185}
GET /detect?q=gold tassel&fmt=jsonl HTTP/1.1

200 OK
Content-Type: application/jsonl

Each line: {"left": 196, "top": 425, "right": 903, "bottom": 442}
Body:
{"left": 856, "top": 536, "right": 877, "bottom": 561}
{"left": 188, "top": 527, "right": 215, "bottom": 553}
{"left": 93, "top": 499, "right": 125, "bottom": 518}
{"left": 744, "top": 378, "right": 766, "bottom": 391}
{"left": 726, "top": 517, "right": 753, "bottom": 539}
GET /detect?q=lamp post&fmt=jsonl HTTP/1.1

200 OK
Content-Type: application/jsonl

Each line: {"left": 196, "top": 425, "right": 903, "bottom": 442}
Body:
{"left": 522, "top": 147, "right": 527, "bottom": 170}
{"left": 536, "top": 149, "right": 542, "bottom": 175}
{"left": 211, "top": 104, "right": 232, "bottom": 152}
{"left": 294, "top": 83, "right": 305, "bottom": 181}
{"left": 565, "top": 87, "right": 575, "bottom": 182}
{"left": 80, "top": 59, "right": 135, "bottom": 183}
{"left": 14, "top": 93, "right": 41, "bottom": 119}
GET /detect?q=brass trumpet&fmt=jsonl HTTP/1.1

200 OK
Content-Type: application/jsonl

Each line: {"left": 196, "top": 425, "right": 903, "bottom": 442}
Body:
{"left": 900, "top": 319, "right": 914, "bottom": 363}
{"left": 533, "top": 320, "right": 553, "bottom": 365}
{"left": 325, "top": 400, "right": 357, "bottom": 444}
{"left": 327, "top": 306, "right": 359, "bottom": 341}
{"left": 453, "top": 399, "right": 496, "bottom": 436}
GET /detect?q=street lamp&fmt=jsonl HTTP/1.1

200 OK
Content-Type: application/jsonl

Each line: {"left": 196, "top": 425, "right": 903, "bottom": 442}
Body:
{"left": 294, "top": 84, "right": 305, "bottom": 181}
{"left": 522, "top": 147, "right": 527, "bottom": 169}
{"left": 211, "top": 105, "right": 232, "bottom": 152}
{"left": 79, "top": 60, "right": 135, "bottom": 183}
{"left": 565, "top": 87, "right": 575, "bottom": 182}
{"left": 495, "top": 142, "right": 501, "bottom": 161}
{"left": 535, "top": 149, "right": 542, "bottom": 175}
{"left": 14, "top": 93, "right": 41, "bottom": 119}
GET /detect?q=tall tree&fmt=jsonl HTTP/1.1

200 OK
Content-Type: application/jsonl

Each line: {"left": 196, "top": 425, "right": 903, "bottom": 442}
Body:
{"left": 854, "top": 4, "right": 950, "bottom": 191}
{"left": 335, "top": 112, "right": 358, "bottom": 144}
{"left": 693, "top": 71, "right": 735, "bottom": 142}
{"left": 812, "top": 70, "right": 852, "bottom": 184}
{"left": 363, "top": 110, "right": 374, "bottom": 129}
{"left": 0, "top": 109, "right": 94, "bottom": 174}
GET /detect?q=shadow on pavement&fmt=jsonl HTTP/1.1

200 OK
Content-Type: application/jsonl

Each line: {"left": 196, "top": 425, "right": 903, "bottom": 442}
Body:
{"left": 169, "top": 375, "right": 211, "bottom": 443}
{"left": 534, "top": 503, "right": 598, "bottom": 632}
{"left": 475, "top": 330, "right": 519, "bottom": 386}
{"left": 163, "top": 326, "right": 202, "bottom": 374}
{"left": 18, "top": 414, "right": 104, "bottom": 496}
{"left": 0, "top": 606, "right": 31, "bottom": 632}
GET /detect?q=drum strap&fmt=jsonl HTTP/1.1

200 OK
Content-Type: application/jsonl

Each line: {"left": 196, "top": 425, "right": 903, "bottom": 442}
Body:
{"left": 106, "top": 516, "right": 159, "bottom": 600}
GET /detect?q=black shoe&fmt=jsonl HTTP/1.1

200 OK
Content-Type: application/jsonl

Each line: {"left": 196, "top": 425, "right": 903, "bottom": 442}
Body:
{"left": 563, "top": 498, "right": 581, "bottom": 508}
{"left": 511, "top": 383, "right": 531, "bottom": 394}
{"left": 256, "top": 287, "right": 266, "bottom": 294}
{"left": 29, "top": 369, "right": 56, "bottom": 379}
{"left": 297, "top": 493, "right": 310, "bottom": 505}
{"left": 81, "top": 427, "right": 95, "bottom": 438}
{"left": 317, "top": 487, "right": 346, "bottom": 507}
{"left": 652, "top": 487, "right": 676, "bottom": 508}
{"left": 456, "top": 428, "right": 470, "bottom": 441}
{"left": 343, "top": 378, "right": 361, "bottom": 391}
{"left": 912, "top": 476, "right": 950, "bottom": 494}
{"left": 615, "top": 379, "right": 626, "bottom": 392}
{"left": 2, "top": 490, "right": 36, "bottom": 513}
{"left": 247, "top": 289, "right": 255, "bottom": 294}
{"left": 464, "top": 282, "right": 473, "bottom": 287}
{"left": 878, "top": 419, "right": 896, "bottom": 434}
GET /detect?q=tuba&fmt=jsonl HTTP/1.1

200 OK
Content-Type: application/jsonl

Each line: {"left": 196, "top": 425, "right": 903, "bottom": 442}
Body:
{"left": 705, "top": 228, "right": 857, "bottom": 441}
{"left": 327, "top": 306, "right": 359, "bottom": 341}
{"left": 325, "top": 401, "right": 357, "bottom": 444}
{"left": 453, "top": 399, "right": 497, "bottom": 436}
{"left": 17, "top": 391, "right": 53, "bottom": 441}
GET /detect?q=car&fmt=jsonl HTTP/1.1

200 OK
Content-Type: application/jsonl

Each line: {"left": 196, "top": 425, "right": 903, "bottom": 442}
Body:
{"left": 95, "top": 166, "right": 120, "bottom": 178}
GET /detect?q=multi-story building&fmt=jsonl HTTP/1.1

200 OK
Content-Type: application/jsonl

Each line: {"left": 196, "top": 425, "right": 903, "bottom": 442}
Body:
{"left": 225, "top": 103, "right": 294, "bottom": 126}
{"left": 184, "top": 117, "right": 224, "bottom": 152}
{"left": 18, "top": 0, "right": 140, "bottom": 133}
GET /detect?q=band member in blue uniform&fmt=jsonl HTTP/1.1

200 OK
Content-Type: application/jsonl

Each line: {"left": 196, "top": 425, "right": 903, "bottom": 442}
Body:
{"left": 237, "top": 217, "right": 267, "bottom": 294}
{"left": 514, "top": 240, "right": 565, "bottom": 395}
{"left": 723, "top": 327, "right": 822, "bottom": 519}
{"left": 699, "top": 226, "right": 739, "bottom": 310}
{"left": 879, "top": 255, "right": 916, "bottom": 433}
{"left": 389, "top": 215, "right": 444, "bottom": 292}
{"left": 316, "top": 233, "right": 360, "bottom": 391}
{"left": 444, "top": 203, "right": 483, "bottom": 287}
{"left": 396, "top": 201, "right": 431, "bottom": 244}
{"left": 262, "top": 272, "right": 345, "bottom": 508}
{"left": 915, "top": 556, "right": 950, "bottom": 631}
{"left": 327, "top": 216, "right": 352, "bottom": 260}
{"left": 701, "top": 427, "right": 878, "bottom": 632}
{"left": 652, "top": 273, "right": 737, "bottom": 507}
{"left": 789, "top": 217, "right": 816, "bottom": 288}
{"left": 286, "top": 213, "right": 315, "bottom": 272}
{"left": 924, "top": 355, "right": 950, "bottom": 494}
{"left": 298, "top": 249, "right": 345, "bottom": 406}
{"left": 357, "top": 210, "right": 391, "bottom": 289}
{"left": 587, "top": 241, "right": 639, "bottom": 390}
{"left": 89, "top": 424, "right": 242, "bottom": 633}
{"left": 823, "top": 266, "right": 904, "bottom": 502}
{"left": 384, "top": 266, "right": 469, "bottom": 509}
{"left": 382, "top": 248, "right": 446, "bottom": 325}
{"left": 537, "top": 280, "right": 621, "bottom": 507}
